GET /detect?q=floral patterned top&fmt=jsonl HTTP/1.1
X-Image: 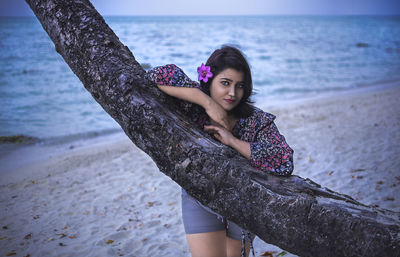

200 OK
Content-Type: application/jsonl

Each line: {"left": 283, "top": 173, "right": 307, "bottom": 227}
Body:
{"left": 146, "top": 64, "right": 294, "bottom": 176}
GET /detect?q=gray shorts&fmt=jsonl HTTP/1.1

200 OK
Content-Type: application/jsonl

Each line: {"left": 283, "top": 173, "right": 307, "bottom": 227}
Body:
{"left": 181, "top": 188, "right": 254, "bottom": 242}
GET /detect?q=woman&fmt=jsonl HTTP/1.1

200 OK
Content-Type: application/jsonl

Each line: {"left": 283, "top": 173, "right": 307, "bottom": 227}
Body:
{"left": 146, "top": 45, "right": 294, "bottom": 257}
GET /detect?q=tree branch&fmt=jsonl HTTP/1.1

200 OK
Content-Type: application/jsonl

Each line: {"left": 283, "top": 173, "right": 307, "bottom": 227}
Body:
{"left": 26, "top": 1, "right": 400, "bottom": 256}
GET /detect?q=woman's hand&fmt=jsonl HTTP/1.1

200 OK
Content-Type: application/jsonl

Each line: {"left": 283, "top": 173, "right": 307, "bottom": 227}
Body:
{"left": 204, "top": 124, "right": 251, "bottom": 160}
{"left": 204, "top": 125, "right": 235, "bottom": 146}
{"left": 204, "top": 100, "right": 231, "bottom": 129}
{"left": 157, "top": 85, "right": 231, "bottom": 129}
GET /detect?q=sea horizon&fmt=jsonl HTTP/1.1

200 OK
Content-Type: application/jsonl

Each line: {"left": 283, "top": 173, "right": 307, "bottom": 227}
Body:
{"left": 1, "top": 15, "right": 400, "bottom": 142}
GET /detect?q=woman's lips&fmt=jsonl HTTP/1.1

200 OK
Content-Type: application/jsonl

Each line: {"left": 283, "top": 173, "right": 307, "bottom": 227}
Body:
{"left": 224, "top": 99, "right": 235, "bottom": 104}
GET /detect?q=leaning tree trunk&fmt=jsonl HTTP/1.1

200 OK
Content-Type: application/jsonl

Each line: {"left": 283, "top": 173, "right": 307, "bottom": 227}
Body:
{"left": 26, "top": 1, "right": 400, "bottom": 256}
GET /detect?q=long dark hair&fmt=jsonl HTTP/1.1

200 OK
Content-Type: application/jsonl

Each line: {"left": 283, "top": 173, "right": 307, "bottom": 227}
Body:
{"left": 200, "top": 45, "right": 254, "bottom": 118}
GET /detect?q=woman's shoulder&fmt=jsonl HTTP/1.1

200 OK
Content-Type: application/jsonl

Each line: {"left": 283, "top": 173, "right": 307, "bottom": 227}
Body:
{"left": 243, "top": 106, "right": 276, "bottom": 126}
{"left": 234, "top": 106, "right": 276, "bottom": 140}
{"left": 146, "top": 63, "right": 200, "bottom": 88}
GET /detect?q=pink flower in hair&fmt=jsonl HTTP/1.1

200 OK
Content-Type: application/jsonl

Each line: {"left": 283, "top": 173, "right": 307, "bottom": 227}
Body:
{"left": 197, "top": 63, "right": 213, "bottom": 83}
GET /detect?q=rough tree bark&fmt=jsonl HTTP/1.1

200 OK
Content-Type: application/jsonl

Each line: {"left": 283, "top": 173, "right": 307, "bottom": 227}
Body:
{"left": 26, "top": 1, "right": 400, "bottom": 256}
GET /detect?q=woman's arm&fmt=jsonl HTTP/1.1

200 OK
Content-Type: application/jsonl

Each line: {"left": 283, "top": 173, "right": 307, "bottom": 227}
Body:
{"left": 146, "top": 64, "right": 231, "bottom": 128}
{"left": 157, "top": 85, "right": 211, "bottom": 107}
{"left": 157, "top": 85, "right": 230, "bottom": 129}
{"left": 204, "top": 124, "right": 251, "bottom": 159}
{"left": 204, "top": 119, "right": 294, "bottom": 176}
{"left": 249, "top": 122, "right": 294, "bottom": 175}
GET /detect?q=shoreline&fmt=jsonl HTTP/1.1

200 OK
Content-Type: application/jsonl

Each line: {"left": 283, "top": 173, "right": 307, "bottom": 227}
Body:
{"left": 1, "top": 82, "right": 399, "bottom": 256}
{"left": 2, "top": 79, "right": 398, "bottom": 184}
{"left": 0, "top": 130, "right": 128, "bottom": 184}
{"left": 259, "top": 78, "right": 400, "bottom": 109}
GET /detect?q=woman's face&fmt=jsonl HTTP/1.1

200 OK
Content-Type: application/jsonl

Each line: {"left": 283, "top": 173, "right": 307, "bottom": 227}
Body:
{"left": 209, "top": 68, "right": 245, "bottom": 112}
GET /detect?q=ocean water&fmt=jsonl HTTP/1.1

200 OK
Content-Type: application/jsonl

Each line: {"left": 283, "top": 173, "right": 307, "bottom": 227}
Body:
{"left": 1, "top": 15, "right": 400, "bottom": 141}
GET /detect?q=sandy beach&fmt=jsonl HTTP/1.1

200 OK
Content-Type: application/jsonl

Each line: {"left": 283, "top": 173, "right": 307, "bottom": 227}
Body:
{"left": 1, "top": 82, "right": 399, "bottom": 257}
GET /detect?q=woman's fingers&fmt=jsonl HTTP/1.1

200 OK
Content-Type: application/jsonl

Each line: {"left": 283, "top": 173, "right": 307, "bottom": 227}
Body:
{"left": 209, "top": 117, "right": 230, "bottom": 130}
{"left": 205, "top": 101, "right": 230, "bottom": 129}
{"left": 204, "top": 125, "right": 220, "bottom": 133}
{"left": 210, "top": 118, "right": 229, "bottom": 129}
{"left": 204, "top": 125, "right": 232, "bottom": 146}
{"left": 204, "top": 125, "right": 222, "bottom": 142}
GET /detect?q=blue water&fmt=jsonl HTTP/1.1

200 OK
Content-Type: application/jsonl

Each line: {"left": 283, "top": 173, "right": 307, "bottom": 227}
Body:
{"left": 1, "top": 16, "right": 400, "bottom": 140}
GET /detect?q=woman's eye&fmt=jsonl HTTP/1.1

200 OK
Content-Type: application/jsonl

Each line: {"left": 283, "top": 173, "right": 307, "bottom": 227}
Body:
{"left": 221, "top": 81, "right": 229, "bottom": 86}
{"left": 236, "top": 83, "right": 244, "bottom": 89}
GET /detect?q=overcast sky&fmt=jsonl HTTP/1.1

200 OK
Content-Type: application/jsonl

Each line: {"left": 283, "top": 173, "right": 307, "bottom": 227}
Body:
{"left": 1, "top": 0, "right": 400, "bottom": 16}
